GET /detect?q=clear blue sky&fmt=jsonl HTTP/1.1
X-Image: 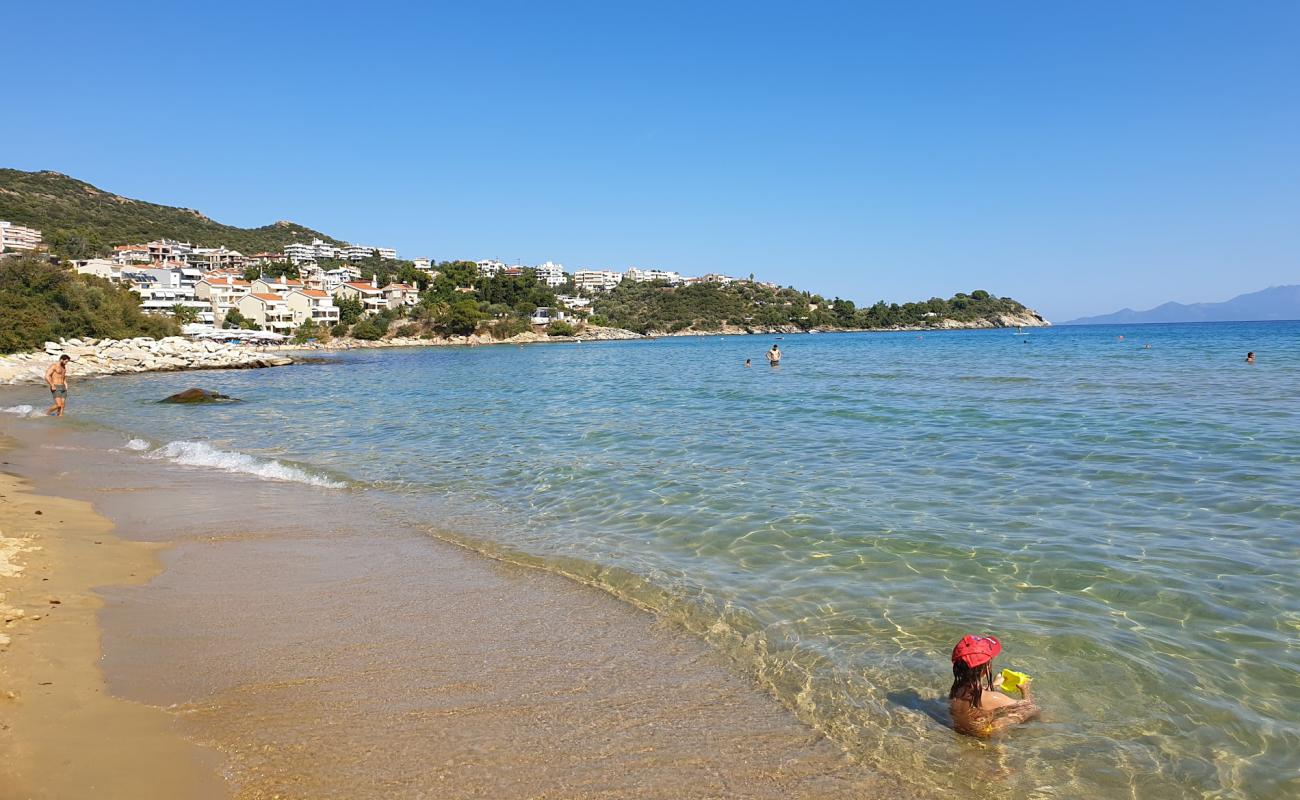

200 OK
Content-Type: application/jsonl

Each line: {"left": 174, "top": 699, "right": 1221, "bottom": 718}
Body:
{"left": 3, "top": 1, "right": 1297, "bottom": 320}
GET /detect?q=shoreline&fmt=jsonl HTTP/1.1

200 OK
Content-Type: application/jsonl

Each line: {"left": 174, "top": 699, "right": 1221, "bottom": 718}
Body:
{"left": 0, "top": 436, "right": 225, "bottom": 799}
{"left": 0, "top": 316, "right": 1050, "bottom": 386}
{"left": 0, "top": 418, "right": 905, "bottom": 799}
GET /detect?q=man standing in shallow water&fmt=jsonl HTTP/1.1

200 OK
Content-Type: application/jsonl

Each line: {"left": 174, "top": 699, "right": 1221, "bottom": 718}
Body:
{"left": 44, "top": 354, "right": 70, "bottom": 416}
{"left": 765, "top": 344, "right": 781, "bottom": 365}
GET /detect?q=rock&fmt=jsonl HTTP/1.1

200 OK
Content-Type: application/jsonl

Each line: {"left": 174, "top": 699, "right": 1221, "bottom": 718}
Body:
{"left": 158, "top": 388, "right": 238, "bottom": 404}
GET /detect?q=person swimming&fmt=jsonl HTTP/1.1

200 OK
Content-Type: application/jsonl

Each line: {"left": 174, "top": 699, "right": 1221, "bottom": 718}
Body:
{"left": 1246, "top": 351, "right": 1255, "bottom": 364}
{"left": 948, "top": 634, "right": 1039, "bottom": 737}
{"left": 744, "top": 358, "right": 751, "bottom": 368}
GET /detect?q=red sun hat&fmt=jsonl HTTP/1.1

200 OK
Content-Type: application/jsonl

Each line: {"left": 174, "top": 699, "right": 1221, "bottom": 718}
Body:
{"left": 952, "top": 635, "right": 1002, "bottom": 668}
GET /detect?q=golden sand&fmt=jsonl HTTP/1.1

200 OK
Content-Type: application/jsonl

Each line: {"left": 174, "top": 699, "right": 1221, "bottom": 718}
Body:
{"left": 0, "top": 446, "right": 224, "bottom": 800}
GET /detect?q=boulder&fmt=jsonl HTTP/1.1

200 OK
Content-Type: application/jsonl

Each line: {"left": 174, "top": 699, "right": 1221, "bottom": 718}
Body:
{"left": 158, "top": 388, "right": 238, "bottom": 404}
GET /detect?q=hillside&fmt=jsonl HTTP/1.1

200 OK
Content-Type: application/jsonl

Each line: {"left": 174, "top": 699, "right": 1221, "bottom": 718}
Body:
{"left": 0, "top": 168, "right": 343, "bottom": 256}
{"left": 1063, "top": 285, "right": 1300, "bottom": 325}
{"left": 592, "top": 281, "right": 1048, "bottom": 334}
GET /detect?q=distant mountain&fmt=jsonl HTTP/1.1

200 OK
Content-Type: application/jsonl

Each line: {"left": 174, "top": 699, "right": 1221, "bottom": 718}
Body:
{"left": 0, "top": 168, "right": 343, "bottom": 255}
{"left": 1063, "top": 285, "right": 1300, "bottom": 325}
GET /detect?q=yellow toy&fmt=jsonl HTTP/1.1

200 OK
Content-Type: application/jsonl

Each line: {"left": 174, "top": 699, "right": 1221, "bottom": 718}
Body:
{"left": 1000, "top": 668, "right": 1031, "bottom": 693}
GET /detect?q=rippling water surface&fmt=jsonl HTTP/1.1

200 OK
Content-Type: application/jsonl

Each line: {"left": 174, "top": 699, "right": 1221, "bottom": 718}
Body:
{"left": 10, "top": 322, "right": 1299, "bottom": 799}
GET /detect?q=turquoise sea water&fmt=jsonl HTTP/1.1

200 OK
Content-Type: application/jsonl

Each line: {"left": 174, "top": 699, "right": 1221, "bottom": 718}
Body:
{"left": 6, "top": 322, "right": 1298, "bottom": 799}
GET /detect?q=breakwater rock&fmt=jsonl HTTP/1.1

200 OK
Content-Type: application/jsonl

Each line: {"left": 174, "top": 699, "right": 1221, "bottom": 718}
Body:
{"left": 0, "top": 337, "right": 294, "bottom": 385}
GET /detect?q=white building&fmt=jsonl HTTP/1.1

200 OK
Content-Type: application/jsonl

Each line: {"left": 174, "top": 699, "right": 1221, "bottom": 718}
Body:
{"left": 476, "top": 259, "right": 506, "bottom": 278}
{"left": 337, "top": 244, "right": 397, "bottom": 261}
{"left": 286, "top": 289, "right": 340, "bottom": 328}
{"left": 0, "top": 221, "right": 41, "bottom": 252}
{"left": 73, "top": 258, "right": 123, "bottom": 281}
{"left": 573, "top": 270, "right": 623, "bottom": 292}
{"left": 322, "top": 265, "right": 361, "bottom": 292}
{"left": 624, "top": 267, "right": 683, "bottom": 285}
{"left": 127, "top": 269, "right": 210, "bottom": 323}
{"left": 284, "top": 239, "right": 338, "bottom": 263}
{"left": 556, "top": 295, "right": 592, "bottom": 311}
{"left": 534, "top": 261, "right": 566, "bottom": 288}
{"left": 411, "top": 257, "right": 432, "bottom": 271}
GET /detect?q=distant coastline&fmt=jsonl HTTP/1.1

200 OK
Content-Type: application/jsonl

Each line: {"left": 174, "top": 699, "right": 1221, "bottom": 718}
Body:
{"left": 1062, "top": 284, "right": 1300, "bottom": 325}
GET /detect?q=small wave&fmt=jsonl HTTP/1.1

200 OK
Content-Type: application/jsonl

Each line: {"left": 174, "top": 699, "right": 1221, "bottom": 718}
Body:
{"left": 145, "top": 440, "right": 347, "bottom": 488}
{"left": 123, "top": 439, "right": 151, "bottom": 451}
{"left": 2, "top": 404, "right": 36, "bottom": 416}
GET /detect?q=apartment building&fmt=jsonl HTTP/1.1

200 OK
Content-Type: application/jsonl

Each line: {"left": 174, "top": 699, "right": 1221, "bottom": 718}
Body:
{"left": 333, "top": 279, "right": 390, "bottom": 315}
{"left": 533, "top": 261, "right": 566, "bottom": 288}
{"left": 185, "top": 246, "right": 246, "bottom": 271}
{"left": 0, "top": 221, "right": 42, "bottom": 252}
{"left": 236, "top": 293, "right": 294, "bottom": 334}
{"left": 112, "top": 244, "right": 151, "bottom": 264}
{"left": 286, "top": 289, "right": 340, "bottom": 328}
{"left": 147, "top": 239, "right": 192, "bottom": 263}
{"left": 476, "top": 259, "right": 505, "bottom": 278}
{"left": 573, "top": 270, "right": 623, "bottom": 292}
{"left": 338, "top": 244, "right": 397, "bottom": 261}
{"left": 195, "top": 274, "right": 252, "bottom": 325}
{"left": 624, "top": 267, "right": 683, "bottom": 285}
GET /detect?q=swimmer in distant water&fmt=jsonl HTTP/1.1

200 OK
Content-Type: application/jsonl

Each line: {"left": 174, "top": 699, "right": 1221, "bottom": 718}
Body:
{"left": 948, "top": 634, "right": 1039, "bottom": 738}
{"left": 744, "top": 358, "right": 751, "bottom": 368}
{"left": 1246, "top": 351, "right": 1255, "bottom": 364}
{"left": 766, "top": 345, "right": 781, "bottom": 365}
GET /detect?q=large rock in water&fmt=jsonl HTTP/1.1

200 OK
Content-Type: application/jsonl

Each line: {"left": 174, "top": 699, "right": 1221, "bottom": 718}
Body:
{"left": 159, "top": 388, "right": 236, "bottom": 404}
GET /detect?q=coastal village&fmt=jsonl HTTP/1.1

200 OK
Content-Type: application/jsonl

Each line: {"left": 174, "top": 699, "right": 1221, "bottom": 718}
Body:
{"left": 2, "top": 220, "right": 757, "bottom": 338}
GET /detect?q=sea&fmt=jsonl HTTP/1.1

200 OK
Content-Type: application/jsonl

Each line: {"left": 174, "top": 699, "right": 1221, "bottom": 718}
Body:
{"left": 4, "top": 321, "right": 1297, "bottom": 799}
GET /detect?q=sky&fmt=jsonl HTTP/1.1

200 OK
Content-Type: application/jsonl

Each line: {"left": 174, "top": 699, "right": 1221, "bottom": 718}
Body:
{"left": 2, "top": 1, "right": 1297, "bottom": 321}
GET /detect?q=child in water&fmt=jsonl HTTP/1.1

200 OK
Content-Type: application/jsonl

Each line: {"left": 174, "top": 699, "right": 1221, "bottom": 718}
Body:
{"left": 949, "top": 634, "right": 1039, "bottom": 737}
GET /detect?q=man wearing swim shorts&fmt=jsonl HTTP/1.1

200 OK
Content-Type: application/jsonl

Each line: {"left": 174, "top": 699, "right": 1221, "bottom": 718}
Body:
{"left": 45, "top": 354, "right": 71, "bottom": 417}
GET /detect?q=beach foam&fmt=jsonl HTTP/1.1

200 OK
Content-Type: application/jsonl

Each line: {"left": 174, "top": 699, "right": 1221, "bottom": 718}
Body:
{"left": 123, "top": 439, "right": 151, "bottom": 451}
{"left": 2, "top": 405, "right": 37, "bottom": 417}
{"left": 145, "top": 440, "right": 347, "bottom": 488}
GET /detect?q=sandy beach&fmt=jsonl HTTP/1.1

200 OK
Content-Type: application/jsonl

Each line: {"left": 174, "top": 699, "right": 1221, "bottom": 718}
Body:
{"left": 0, "top": 417, "right": 900, "bottom": 799}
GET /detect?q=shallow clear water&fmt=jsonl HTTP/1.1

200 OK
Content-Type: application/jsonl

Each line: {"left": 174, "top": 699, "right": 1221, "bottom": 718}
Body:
{"left": 7, "top": 322, "right": 1299, "bottom": 799}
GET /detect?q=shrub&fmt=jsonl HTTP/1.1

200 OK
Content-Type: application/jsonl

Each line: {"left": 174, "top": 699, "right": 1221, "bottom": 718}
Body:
{"left": 351, "top": 316, "right": 389, "bottom": 340}
{"left": 489, "top": 316, "right": 530, "bottom": 340}
{"left": 0, "top": 254, "right": 177, "bottom": 353}
{"left": 330, "top": 322, "right": 350, "bottom": 338}
{"left": 586, "top": 314, "right": 609, "bottom": 327}
{"left": 394, "top": 323, "right": 418, "bottom": 338}
{"left": 546, "top": 320, "right": 576, "bottom": 337}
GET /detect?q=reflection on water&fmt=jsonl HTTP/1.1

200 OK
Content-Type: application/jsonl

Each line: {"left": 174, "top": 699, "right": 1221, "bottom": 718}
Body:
{"left": 9, "top": 321, "right": 1298, "bottom": 799}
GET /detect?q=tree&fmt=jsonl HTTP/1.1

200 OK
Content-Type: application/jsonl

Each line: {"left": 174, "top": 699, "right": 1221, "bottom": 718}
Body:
{"left": 0, "top": 253, "right": 176, "bottom": 353}
{"left": 444, "top": 299, "right": 484, "bottom": 335}
{"left": 546, "top": 320, "right": 576, "bottom": 336}
{"left": 222, "top": 308, "right": 258, "bottom": 330}
{"left": 335, "top": 295, "right": 364, "bottom": 325}
{"left": 170, "top": 303, "right": 199, "bottom": 324}
{"left": 292, "top": 319, "right": 323, "bottom": 343}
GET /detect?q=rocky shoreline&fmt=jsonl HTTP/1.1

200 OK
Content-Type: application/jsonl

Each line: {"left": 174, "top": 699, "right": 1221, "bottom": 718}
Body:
{"left": 0, "top": 337, "right": 294, "bottom": 385}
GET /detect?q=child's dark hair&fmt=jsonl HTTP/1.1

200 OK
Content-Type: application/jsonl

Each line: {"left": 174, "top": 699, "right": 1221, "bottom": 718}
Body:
{"left": 950, "top": 660, "right": 993, "bottom": 707}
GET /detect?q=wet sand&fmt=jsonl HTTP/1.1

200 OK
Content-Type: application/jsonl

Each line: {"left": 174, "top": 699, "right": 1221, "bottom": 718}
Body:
{"left": 0, "top": 419, "right": 903, "bottom": 799}
{"left": 0, "top": 437, "right": 225, "bottom": 800}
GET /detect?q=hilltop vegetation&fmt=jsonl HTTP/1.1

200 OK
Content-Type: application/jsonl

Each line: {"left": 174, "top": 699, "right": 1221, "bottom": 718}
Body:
{"left": 0, "top": 253, "right": 177, "bottom": 353}
{"left": 591, "top": 280, "right": 1041, "bottom": 334}
{"left": 0, "top": 169, "right": 342, "bottom": 257}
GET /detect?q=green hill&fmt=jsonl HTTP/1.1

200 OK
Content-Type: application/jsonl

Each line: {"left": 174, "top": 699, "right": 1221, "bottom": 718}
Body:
{"left": 0, "top": 168, "right": 343, "bottom": 257}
